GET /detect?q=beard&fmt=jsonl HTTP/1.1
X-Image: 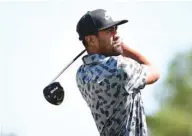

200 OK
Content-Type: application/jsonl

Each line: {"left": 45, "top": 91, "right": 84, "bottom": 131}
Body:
{"left": 113, "top": 44, "right": 123, "bottom": 55}
{"left": 112, "top": 41, "right": 123, "bottom": 56}
{"left": 98, "top": 38, "right": 123, "bottom": 56}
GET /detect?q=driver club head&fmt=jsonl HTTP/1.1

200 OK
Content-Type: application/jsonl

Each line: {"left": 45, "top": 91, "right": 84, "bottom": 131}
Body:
{"left": 43, "top": 82, "right": 64, "bottom": 105}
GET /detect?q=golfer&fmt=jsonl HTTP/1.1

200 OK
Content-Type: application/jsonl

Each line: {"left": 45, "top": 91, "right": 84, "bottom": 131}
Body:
{"left": 76, "top": 9, "right": 160, "bottom": 136}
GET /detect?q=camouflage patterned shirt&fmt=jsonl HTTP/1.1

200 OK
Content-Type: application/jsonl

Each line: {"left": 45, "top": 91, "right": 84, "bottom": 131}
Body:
{"left": 76, "top": 54, "right": 148, "bottom": 136}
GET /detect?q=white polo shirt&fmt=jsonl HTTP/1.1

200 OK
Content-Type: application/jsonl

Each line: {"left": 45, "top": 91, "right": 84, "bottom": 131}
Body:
{"left": 76, "top": 54, "right": 148, "bottom": 136}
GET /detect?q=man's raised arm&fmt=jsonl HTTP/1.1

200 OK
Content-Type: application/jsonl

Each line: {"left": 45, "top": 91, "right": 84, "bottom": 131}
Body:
{"left": 121, "top": 43, "right": 160, "bottom": 84}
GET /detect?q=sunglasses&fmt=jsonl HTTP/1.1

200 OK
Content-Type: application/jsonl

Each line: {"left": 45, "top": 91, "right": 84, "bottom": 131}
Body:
{"left": 100, "top": 26, "right": 118, "bottom": 36}
{"left": 103, "top": 26, "right": 118, "bottom": 32}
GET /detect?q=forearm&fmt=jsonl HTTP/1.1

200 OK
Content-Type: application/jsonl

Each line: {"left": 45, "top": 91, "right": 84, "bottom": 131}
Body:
{"left": 121, "top": 43, "right": 151, "bottom": 65}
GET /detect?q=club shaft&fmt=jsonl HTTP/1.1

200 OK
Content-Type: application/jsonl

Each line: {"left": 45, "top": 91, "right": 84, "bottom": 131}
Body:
{"left": 50, "top": 49, "right": 86, "bottom": 84}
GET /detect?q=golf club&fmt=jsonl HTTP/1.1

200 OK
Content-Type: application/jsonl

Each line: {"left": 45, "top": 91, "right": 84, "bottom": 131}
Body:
{"left": 43, "top": 49, "right": 86, "bottom": 105}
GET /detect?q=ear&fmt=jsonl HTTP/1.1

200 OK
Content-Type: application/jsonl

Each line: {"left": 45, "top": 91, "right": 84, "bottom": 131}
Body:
{"left": 85, "top": 35, "right": 96, "bottom": 45}
{"left": 84, "top": 36, "right": 89, "bottom": 43}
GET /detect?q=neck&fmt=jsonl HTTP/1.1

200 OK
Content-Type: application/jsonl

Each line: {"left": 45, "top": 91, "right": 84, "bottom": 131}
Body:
{"left": 87, "top": 47, "right": 100, "bottom": 55}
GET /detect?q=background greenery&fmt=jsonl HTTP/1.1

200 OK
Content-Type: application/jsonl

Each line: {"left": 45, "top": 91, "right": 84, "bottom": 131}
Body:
{"left": 147, "top": 49, "right": 192, "bottom": 136}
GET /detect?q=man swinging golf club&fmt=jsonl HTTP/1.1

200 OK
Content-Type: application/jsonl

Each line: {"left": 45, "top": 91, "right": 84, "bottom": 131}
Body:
{"left": 75, "top": 9, "right": 160, "bottom": 136}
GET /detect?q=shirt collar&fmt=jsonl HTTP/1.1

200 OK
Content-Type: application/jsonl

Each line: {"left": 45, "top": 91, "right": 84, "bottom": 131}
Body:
{"left": 82, "top": 54, "right": 107, "bottom": 65}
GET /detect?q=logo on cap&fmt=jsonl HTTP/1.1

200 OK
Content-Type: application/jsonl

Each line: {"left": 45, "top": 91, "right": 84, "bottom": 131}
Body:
{"left": 104, "top": 12, "right": 111, "bottom": 20}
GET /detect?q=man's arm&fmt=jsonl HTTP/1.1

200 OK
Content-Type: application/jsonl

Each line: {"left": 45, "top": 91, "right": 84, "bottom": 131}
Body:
{"left": 121, "top": 43, "right": 160, "bottom": 84}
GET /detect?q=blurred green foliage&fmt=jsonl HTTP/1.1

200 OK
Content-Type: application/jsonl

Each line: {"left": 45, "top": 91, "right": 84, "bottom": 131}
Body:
{"left": 147, "top": 49, "right": 192, "bottom": 136}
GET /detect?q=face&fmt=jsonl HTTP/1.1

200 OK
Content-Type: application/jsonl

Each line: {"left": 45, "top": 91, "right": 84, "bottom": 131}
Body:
{"left": 96, "top": 26, "right": 123, "bottom": 56}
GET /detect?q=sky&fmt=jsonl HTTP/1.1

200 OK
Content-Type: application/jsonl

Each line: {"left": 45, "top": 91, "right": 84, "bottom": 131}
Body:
{"left": 1, "top": 1, "right": 192, "bottom": 136}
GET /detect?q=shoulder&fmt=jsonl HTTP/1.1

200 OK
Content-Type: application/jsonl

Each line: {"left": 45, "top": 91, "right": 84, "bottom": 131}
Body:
{"left": 76, "top": 64, "right": 85, "bottom": 78}
{"left": 114, "top": 55, "right": 135, "bottom": 70}
{"left": 115, "top": 56, "right": 144, "bottom": 78}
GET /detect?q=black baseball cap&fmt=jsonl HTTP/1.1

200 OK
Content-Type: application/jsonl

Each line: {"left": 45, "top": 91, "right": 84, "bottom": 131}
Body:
{"left": 76, "top": 9, "right": 128, "bottom": 40}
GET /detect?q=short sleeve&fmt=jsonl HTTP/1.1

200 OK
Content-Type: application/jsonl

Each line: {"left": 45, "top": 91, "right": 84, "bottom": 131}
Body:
{"left": 117, "top": 56, "right": 148, "bottom": 94}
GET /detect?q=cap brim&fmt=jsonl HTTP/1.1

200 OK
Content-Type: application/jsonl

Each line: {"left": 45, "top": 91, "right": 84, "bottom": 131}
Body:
{"left": 99, "top": 19, "right": 128, "bottom": 30}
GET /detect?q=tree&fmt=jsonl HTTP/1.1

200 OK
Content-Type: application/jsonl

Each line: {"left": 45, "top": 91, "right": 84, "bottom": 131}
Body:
{"left": 147, "top": 49, "right": 192, "bottom": 136}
